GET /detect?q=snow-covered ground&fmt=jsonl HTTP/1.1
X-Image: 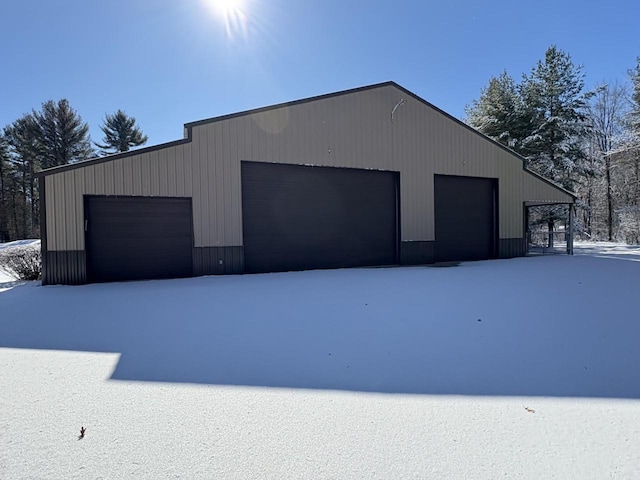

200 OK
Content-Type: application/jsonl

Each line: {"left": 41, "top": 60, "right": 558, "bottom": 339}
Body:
{"left": 1, "top": 243, "right": 639, "bottom": 479}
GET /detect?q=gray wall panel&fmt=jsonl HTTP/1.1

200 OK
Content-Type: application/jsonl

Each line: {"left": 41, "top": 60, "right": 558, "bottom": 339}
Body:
{"left": 399, "top": 241, "right": 435, "bottom": 265}
{"left": 499, "top": 238, "right": 527, "bottom": 258}
{"left": 193, "top": 246, "right": 244, "bottom": 275}
{"left": 43, "top": 251, "right": 86, "bottom": 285}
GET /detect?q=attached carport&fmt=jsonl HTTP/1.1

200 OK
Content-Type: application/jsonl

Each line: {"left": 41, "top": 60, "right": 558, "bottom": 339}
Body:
{"left": 241, "top": 161, "right": 399, "bottom": 273}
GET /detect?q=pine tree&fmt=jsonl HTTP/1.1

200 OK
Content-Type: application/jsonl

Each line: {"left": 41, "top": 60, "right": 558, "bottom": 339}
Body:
{"left": 465, "top": 71, "right": 530, "bottom": 154}
{"left": 0, "top": 133, "right": 12, "bottom": 242}
{"left": 32, "top": 99, "right": 93, "bottom": 168}
{"left": 520, "top": 46, "right": 593, "bottom": 191}
{"left": 95, "top": 110, "right": 148, "bottom": 155}
{"left": 3, "top": 115, "right": 41, "bottom": 239}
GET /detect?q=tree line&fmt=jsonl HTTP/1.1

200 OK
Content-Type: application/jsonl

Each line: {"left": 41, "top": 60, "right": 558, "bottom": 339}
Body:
{"left": 0, "top": 104, "right": 147, "bottom": 242}
{"left": 465, "top": 46, "right": 640, "bottom": 244}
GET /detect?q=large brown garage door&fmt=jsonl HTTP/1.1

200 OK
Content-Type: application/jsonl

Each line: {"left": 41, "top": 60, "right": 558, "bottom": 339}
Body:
{"left": 242, "top": 162, "right": 398, "bottom": 273}
{"left": 434, "top": 175, "right": 498, "bottom": 262}
{"left": 85, "top": 196, "right": 193, "bottom": 282}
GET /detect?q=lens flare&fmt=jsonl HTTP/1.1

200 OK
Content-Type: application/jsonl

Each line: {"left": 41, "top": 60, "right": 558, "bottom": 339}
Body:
{"left": 205, "top": 0, "right": 248, "bottom": 39}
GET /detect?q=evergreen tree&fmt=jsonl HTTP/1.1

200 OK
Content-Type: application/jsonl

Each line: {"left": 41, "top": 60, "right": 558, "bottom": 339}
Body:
{"left": 3, "top": 115, "right": 41, "bottom": 239}
{"left": 465, "top": 71, "right": 529, "bottom": 154}
{"left": 95, "top": 110, "right": 148, "bottom": 155}
{"left": 32, "top": 99, "right": 93, "bottom": 168}
{"left": 520, "top": 46, "right": 593, "bottom": 192}
{"left": 0, "top": 133, "right": 12, "bottom": 242}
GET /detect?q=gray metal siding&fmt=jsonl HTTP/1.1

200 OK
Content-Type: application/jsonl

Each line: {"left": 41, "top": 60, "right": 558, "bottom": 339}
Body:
{"left": 399, "top": 241, "right": 435, "bottom": 265}
{"left": 499, "top": 238, "right": 527, "bottom": 258}
{"left": 42, "top": 251, "right": 86, "bottom": 285}
{"left": 42, "top": 83, "right": 574, "bottom": 274}
{"left": 193, "top": 246, "right": 244, "bottom": 275}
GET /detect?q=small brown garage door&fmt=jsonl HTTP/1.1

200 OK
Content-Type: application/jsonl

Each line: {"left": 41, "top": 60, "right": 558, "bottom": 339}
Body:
{"left": 434, "top": 175, "right": 498, "bottom": 262}
{"left": 242, "top": 162, "right": 398, "bottom": 273}
{"left": 85, "top": 196, "right": 193, "bottom": 282}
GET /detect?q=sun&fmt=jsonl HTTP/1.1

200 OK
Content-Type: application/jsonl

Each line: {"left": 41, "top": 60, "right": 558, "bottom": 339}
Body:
{"left": 210, "top": 0, "right": 244, "bottom": 17}
{"left": 204, "top": 0, "right": 249, "bottom": 39}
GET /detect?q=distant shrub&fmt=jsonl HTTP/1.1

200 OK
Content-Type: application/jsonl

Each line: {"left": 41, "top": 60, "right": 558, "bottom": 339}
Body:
{"left": 0, "top": 244, "right": 42, "bottom": 281}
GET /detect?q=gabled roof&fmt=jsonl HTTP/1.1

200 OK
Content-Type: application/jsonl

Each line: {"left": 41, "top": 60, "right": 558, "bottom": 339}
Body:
{"left": 34, "top": 81, "right": 576, "bottom": 199}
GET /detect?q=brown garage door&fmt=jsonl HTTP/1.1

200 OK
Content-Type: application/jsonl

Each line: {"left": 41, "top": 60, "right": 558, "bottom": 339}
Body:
{"left": 242, "top": 162, "right": 399, "bottom": 273}
{"left": 434, "top": 175, "right": 498, "bottom": 262}
{"left": 85, "top": 196, "right": 193, "bottom": 282}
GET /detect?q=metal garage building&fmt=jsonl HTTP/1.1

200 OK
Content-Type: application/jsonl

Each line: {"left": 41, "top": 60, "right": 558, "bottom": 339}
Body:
{"left": 36, "top": 82, "right": 575, "bottom": 285}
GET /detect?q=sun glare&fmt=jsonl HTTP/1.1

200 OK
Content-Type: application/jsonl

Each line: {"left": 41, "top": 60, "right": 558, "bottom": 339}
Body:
{"left": 205, "top": 0, "right": 249, "bottom": 39}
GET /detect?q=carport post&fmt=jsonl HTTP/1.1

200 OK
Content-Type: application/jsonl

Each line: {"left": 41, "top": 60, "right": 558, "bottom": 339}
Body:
{"left": 567, "top": 204, "right": 574, "bottom": 255}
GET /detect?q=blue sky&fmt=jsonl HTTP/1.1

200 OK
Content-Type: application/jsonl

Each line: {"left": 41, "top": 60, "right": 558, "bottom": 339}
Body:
{"left": 1, "top": 0, "right": 638, "bottom": 147}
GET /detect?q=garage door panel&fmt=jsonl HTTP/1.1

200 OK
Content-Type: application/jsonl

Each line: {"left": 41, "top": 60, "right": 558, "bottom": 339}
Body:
{"left": 242, "top": 162, "right": 398, "bottom": 273}
{"left": 85, "top": 196, "right": 193, "bottom": 282}
{"left": 434, "top": 175, "right": 497, "bottom": 262}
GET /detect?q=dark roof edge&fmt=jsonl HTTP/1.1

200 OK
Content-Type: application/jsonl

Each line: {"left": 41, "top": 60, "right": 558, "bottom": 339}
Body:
{"left": 35, "top": 138, "right": 191, "bottom": 178}
{"left": 388, "top": 83, "right": 577, "bottom": 201}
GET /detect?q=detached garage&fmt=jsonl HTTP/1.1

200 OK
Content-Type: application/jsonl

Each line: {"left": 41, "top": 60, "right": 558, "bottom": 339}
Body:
{"left": 37, "top": 81, "right": 575, "bottom": 285}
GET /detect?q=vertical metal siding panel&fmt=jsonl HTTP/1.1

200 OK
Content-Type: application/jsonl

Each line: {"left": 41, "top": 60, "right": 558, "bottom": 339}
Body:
{"left": 207, "top": 123, "right": 217, "bottom": 245}
{"left": 218, "top": 122, "right": 227, "bottom": 245}
{"left": 505, "top": 153, "right": 524, "bottom": 238}
{"left": 166, "top": 148, "right": 177, "bottom": 197}
{"left": 46, "top": 175, "right": 57, "bottom": 250}
{"left": 231, "top": 119, "right": 244, "bottom": 245}
{"left": 150, "top": 151, "right": 160, "bottom": 196}
{"left": 111, "top": 159, "right": 124, "bottom": 195}
{"left": 191, "top": 134, "right": 202, "bottom": 246}
{"left": 170, "top": 147, "right": 182, "bottom": 197}
{"left": 158, "top": 149, "right": 168, "bottom": 195}
{"left": 74, "top": 169, "right": 85, "bottom": 250}
{"left": 122, "top": 157, "right": 133, "bottom": 194}
{"left": 183, "top": 143, "right": 193, "bottom": 196}
{"left": 103, "top": 160, "right": 115, "bottom": 194}
{"left": 92, "top": 164, "right": 103, "bottom": 195}
{"left": 64, "top": 172, "right": 77, "bottom": 250}
{"left": 228, "top": 121, "right": 242, "bottom": 245}
{"left": 522, "top": 172, "right": 573, "bottom": 203}
{"left": 141, "top": 153, "right": 151, "bottom": 195}
{"left": 54, "top": 175, "right": 65, "bottom": 251}
{"left": 83, "top": 165, "right": 95, "bottom": 195}
{"left": 199, "top": 129, "right": 210, "bottom": 246}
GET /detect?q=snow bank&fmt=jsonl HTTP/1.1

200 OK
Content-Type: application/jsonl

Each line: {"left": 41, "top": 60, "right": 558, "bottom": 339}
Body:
{"left": 0, "top": 239, "right": 40, "bottom": 251}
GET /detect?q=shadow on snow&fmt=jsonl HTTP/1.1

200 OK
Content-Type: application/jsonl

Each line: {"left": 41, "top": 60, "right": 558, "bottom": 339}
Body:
{"left": 1, "top": 254, "right": 639, "bottom": 398}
